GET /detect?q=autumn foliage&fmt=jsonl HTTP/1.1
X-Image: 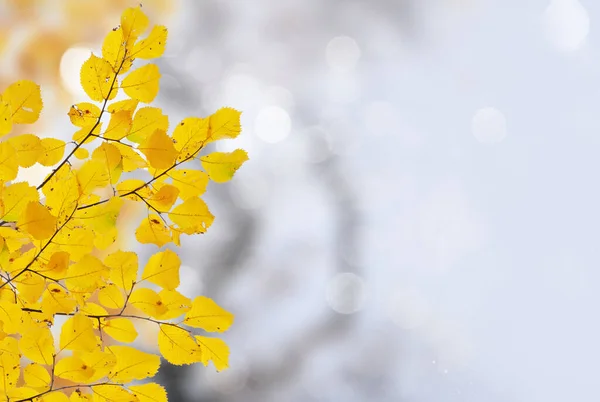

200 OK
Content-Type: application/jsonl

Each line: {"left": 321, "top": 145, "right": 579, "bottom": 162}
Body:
{"left": 0, "top": 6, "right": 246, "bottom": 401}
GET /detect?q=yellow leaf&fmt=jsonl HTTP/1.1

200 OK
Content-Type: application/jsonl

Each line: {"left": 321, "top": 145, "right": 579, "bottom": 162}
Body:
{"left": 116, "top": 178, "right": 148, "bottom": 200}
{"left": 14, "top": 270, "right": 45, "bottom": 304}
{"left": 49, "top": 226, "right": 94, "bottom": 261}
{"left": 195, "top": 336, "right": 230, "bottom": 371}
{"left": 0, "top": 99, "right": 11, "bottom": 136}
{"left": 107, "top": 344, "right": 160, "bottom": 382}
{"left": 141, "top": 249, "right": 180, "bottom": 290}
{"left": 168, "top": 169, "right": 208, "bottom": 200}
{"left": 129, "top": 288, "right": 167, "bottom": 318}
{"left": 65, "top": 254, "right": 108, "bottom": 293}
{"left": 8, "top": 134, "right": 42, "bottom": 168}
{"left": 23, "top": 362, "right": 50, "bottom": 389}
{"left": 91, "top": 384, "right": 135, "bottom": 402}
{"left": 104, "top": 250, "right": 138, "bottom": 291}
{"left": 39, "top": 251, "right": 69, "bottom": 280}
{"left": 102, "top": 27, "right": 133, "bottom": 75}
{"left": 0, "top": 141, "right": 17, "bottom": 181}
{"left": 42, "top": 165, "right": 78, "bottom": 223}
{"left": 135, "top": 214, "right": 171, "bottom": 247}
{"left": 169, "top": 197, "right": 214, "bottom": 234}
{"left": 2, "top": 80, "right": 42, "bottom": 124}
{"left": 114, "top": 143, "right": 147, "bottom": 172}
{"left": 200, "top": 149, "right": 248, "bottom": 183}
{"left": 74, "top": 147, "right": 89, "bottom": 159}
{"left": 42, "top": 392, "right": 71, "bottom": 402}
{"left": 77, "top": 349, "right": 117, "bottom": 382}
{"left": 17, "top": 201, "right": 57, "bottom": 240}
{"left": 103, "top": 318, "right": 137, "bottom": 343}
{"left": 68, "top": 102, "right": 101, "bottom": 127}
{"left": 157, "top": 324, "right": 202, "bottom": 365}
{"left": 98, "top": 283, "right": 125, "bottom": 310}
{"left": 129, "top": 383, "right": 167, "bottom": 402}
{"left": 103, "top": 110, "right": 132, "bottom": 141}
{"left": 128, "top": 106, "right": 168, "bottom": 144}
{"left": 59, "top": 313, "right": 97, "bottom": 352}
{"left": 121, "top": 6, "right": 149, "bottom": 43}
{"left": 183, "top": 296, "right": 234, "bottom": 332}
{"left": 107, "top": 99, "right": 139, "bottom": 114}
{"left": 76, "top": 159, "right": 110, "bottom": 195}
{"left": 207, "top": 107, "right": 242, "bottom": 143}
{"left": 19, "top": 326, "right": 54, "bottom": 364}
{"left": 138, "top": 129, "right": 177, "bottom": 169}
{"left": 41, "top": 283, "right": 77, "bottom": 316}
{"left": 0, "top": 337, "right": 20, "bottom": 391}
{"left": 147, "top": 184, "right": 179, "bottom": 211}
{"left": 122, "top": 64, "right": 161, "bottom": 103}
{"left": 157, "top": 289, "right": 192, "bottom": 320}
{"left": 55, "top": 355, "right": 94, "bottom": 383}
{"left": 172, "top": 117, "right": 209, "bottom": 161}
{"left": 6, "top": 387, "right": 37, "bottom": 400}
{"left": 1, "top": 182, "right": 38, "bottom": 222}
{"left": 0, "top": 301, "right": 23, "bottom": 334}
{"left": 133, "top": 25, "right": 168, "bottom": 59}
{"left": 80, "top": 54, "right": 117, "bottom": 102}
{"left": 38, "top": 137, "right": 65, "bottom": 166}
{"left": 92, "top": 143, "right": 123, "bottom": 184}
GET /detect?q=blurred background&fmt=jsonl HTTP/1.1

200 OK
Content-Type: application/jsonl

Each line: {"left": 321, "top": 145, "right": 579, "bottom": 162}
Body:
{"left": 1, "top": 0, "right": 599, "bottom": 400}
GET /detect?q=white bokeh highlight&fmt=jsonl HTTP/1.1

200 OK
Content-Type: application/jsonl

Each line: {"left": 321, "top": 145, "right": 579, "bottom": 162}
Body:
{"left": 60, "top": 46, "right": 92, "bottom": 97}
{"left": 255, "top": 106, "right": 291, "bottom": 143}
{"left": 543, "top": 0, "right": 590, "bottom": 52}
{"left": 387, "top": 288, "right": 431, "bottom": 330}
{"left": 326, "top": 272, "right": 367, "bottom": 315}
{"left": 471, "top": 107, "right": 507, "bottom": 143}
{"left": 326, "top": 36, "right": 361, "bottom": 72}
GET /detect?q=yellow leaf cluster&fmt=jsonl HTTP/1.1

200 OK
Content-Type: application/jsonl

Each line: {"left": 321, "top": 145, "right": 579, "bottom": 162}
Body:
{"left": 0, "top": 5, "right": 245, "bottom": 401}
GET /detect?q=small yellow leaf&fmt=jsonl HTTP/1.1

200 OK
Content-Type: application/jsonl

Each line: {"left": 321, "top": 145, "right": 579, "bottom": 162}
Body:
{"left": 92, "top": 142, "right": 123, "bottom": 184}
{"left": 107, "top": 98, "right": 139, "bottom": 113}
{"left": 0, "top": 301, "right": 23, "bottom": 334}
{"left": 169, "top": 197, "right": 214, "bottom": 234}
{"left": 121, "top": 6, "right": 149, "bottom": 43}
{"left": 76, "top": 159, "right": 110, "bottom": 195}
{"left": 19, "top": 326, "right": 54, "bottom": 365}
{"left": 129, "top": 383, "right": 167, "bottom": 402}
{"left": 157, "top": 289, "right": 192, "bottom": 319}
{"left": 122, "top": 63, "right": 161, "bottom": 103}
{"left": 102, "top": 27, "right": 133, "bottom": 74}
{"left": 141, "top": 249, "right": 180, "bottom": 290}
{"left": 65, "top": 254, "right": 108, "bottom": 293}
{"left": 103, "top": 318, "right": 138, "bottom": 343}
{"left": 200, "top": 149, "right": 248, "bottom": 183}
{"left": 115, "top": 143, "right": 147, "bottom": 172}
{"left": 8, "top": 134, "right": 42, "bottom": 168}
{"left": 74, "top": 147, "right": 89, "bottom": 159}
{"left": 2, "top": 79, "right": 43, "bottom": 124}
{"left": 129, "top": 287, "right": 167, "bottom": 318}
{"left": 91, "top": 384, "right": 134, "bottom": 401}
{"left": 0, "top": 141, "right": 17, "bottom": 181}
{"left": 138, "top": 129, "right": 178, "bottom": 169}
{"left": 172, "top": 116, "right": 209, "bottom": 161}
{"left": 116, "top": 178, "right": 149, "bottom": 200}
{"left": 49, "top": 226, "right": 94, "bottom": 261}
{"left": 107, "top": 344, "right": 160, "bottom": 382}
{"left": 1, "top": 182, "right": 38, "bottom": 222}
{"left": 103, "top": 110, "right": 132, "bottom": 141}
{"left": 17, "top": 201, "right": 57, "bottom": 240}
{"left": 40, "top": 251, "right": 69, "bottom": 280}
{"left": 133, "top": 25, "right": 168, "bottom": 59}
{"left": 14, "top": 270, "right": 45, "bottom": 304}
{"left": 0, "top": 337, "right": 20, "bottom": 391}
{"left": 128, "top": 106, "right": 168, "bottom": 144}
{"left": 68, "top": 102, "right": 101, "bottom": 127}
{"left": 105, "top": 250, "right": 138, "bottom": 291}
{"left": 42, "top": 392, "right": 71, "bottom": 402}
{"left": 55, "top": 355, "right": 94, "bottom": 383}
{"left": 80, "top": 54, "right": 117, "bottom": 101}
{"left": 147, "top": 184, "right": 179, "bottom": 211}
{"left": 168, "top": 169, "right": 208, "bottom": 200}
{"left": 59, "top": 313, "right": 97, "bottom": 352}
{"left": 97, "top": 283, "right": 125, "bottom": 310}
{"left": 157, "top": 324, "right": 202, "bottom": 365}
{"left": 41, "top": 283, "right": 77, "bottom": 316}
{"left": 0, "top": 99, "right": 11, "bottom": 136}
{"left": 195, "top": 336, "right": 230, "bottom": 371}
{"left": 38, "top": 137, "right": 65, "bottom": 166}
{"left": 23, "top": 362, "right": 51, "bottom": 388}
{"left": 135, "top": 214, "right": 172, "bottom": 247}
{"left": 183, "top": 296, "right": 234, "bottom": 332}
{"left": 207, "top": 107, "right": 242, "bottom": 143}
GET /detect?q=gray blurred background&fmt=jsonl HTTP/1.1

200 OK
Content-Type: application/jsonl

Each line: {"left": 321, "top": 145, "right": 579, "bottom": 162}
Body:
{"left": 2, "top": 0, "right": 599, "bottom": 400}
